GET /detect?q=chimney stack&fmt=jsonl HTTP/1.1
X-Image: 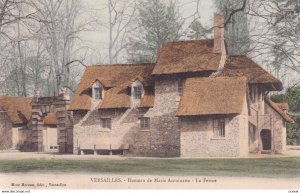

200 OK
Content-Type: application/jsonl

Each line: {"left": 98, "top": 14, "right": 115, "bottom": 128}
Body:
{"left": 213, "top": 14, "right": 225, "bottom": 53}
{"left": 34, "top": 88, "right": 41, "bottom": 102}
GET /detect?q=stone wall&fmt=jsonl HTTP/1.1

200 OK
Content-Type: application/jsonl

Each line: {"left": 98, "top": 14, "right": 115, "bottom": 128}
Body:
{"left": 0, "top": 111, "right": 12, "bottom": 150}
{"left": 132, "top": 77, "right": 181, "bottom": 157}
{"left": 180, "top": 116, "right": 239, "bottom": 157}
{"left": 30, "top": 96, "right": 73, "bottom": 153}
{"left": 180, "top": 96, "right": 249, "bottom": 158}
{"left": 73, "top": 108, "right": 149, "bottom": 155}
{"left": 73, "top": 77, "right": 182, "bottom": 157}
{"left": 265, "top": 103, "right": 286, "bottom": 154}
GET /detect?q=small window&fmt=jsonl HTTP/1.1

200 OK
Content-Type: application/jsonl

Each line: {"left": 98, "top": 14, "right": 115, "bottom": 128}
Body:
{"left": 133, "top": 86, "right": 142, "bottom": 99}
{"left": 94, "top": 87, "right": 102, "bottom": 100}
{"left": 178, "top": 79, "right": 184, "bottom": 95}
{"left": 249, "top": 85, "right": 256, "bottom": 102}
{"left": 101, "top": 118, "right": 112, "bottom": 129}
{"left": 140, "top": 117, "right": 150, "bottom": 129}
{"left": 213, "top": 119, "right": 225, "bottom": 138}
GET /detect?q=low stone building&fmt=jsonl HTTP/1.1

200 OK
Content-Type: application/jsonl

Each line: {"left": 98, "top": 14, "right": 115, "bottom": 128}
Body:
{"left": 0, "top": 94, "right": 72, "bottom": 153}
{"left": 68, "top": 14, "right": 293, "bottom": 157}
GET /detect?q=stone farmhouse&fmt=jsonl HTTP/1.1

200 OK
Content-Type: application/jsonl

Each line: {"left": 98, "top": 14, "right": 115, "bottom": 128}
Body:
{"left": 0, "top": 14, "right": 294, "bottom": 157}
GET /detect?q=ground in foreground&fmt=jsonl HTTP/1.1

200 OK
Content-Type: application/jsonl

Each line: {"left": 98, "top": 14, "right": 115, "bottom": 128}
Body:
{"left": 0, "top": 157, "right": 300, "bottom": 178}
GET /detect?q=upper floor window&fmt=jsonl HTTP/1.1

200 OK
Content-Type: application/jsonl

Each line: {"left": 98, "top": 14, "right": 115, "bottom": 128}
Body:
{"left": 213, "top": 118, "right": 225, "bottom": 138}
{"left": 249, "top": 85, "right": 256, "bottom": 102}
{"left": 101, "top": 118, "right": 112, "bottom": 129}
{"left": 133, "top": 86, "right": 142, "bottom": 99}
{"left": 92, "top": 81, "right": 103, "bottom": 100}
{"left": 94, "top": 87, "right": 102, "bottom": 100}
{"left": 139, "top": 117, "right": 150, "bottom": 130}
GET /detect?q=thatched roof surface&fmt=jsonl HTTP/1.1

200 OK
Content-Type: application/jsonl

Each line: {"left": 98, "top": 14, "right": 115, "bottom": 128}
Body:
{"left": 68, "top": 94, "right": 91, "bottom": 111}
{"left": 177, "top": 77, "right": 247, "bottom": 116}
{"left": 0, "top": 96, "right": 32, "bottom": 125}
{"left": 44, "top": 113, "right": 58, "bottom": 125}
{"left": 139, "top": 88, "right": 155, "bottom": 108}
{"left": 152, "top": 39, "right": 221, "bottom": 75}
{"left": 99, "top": 87, "right": 131, "bottom": 109}
{"left": 69, "top": 63, "right": 155, "bottom": 110}
{"left": 219, "top": 56, "right": 283, "bottom": 91}
{"left": 277, "top": 103, "right": 289, "bottom": 111}
{"left": 265, "top": 98, "right": 294, "bottom": 123}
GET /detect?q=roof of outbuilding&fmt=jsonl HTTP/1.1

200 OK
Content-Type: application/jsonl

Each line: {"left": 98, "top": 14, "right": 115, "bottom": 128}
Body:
{"left": 277, "top": 103, "right": 289, "bottom": 111}
{"left": 0, "top": 96, "right": 32, "bottom": 125}
{"left": 177, "top": 76, "right": 247, "bottom": 116}
{"left": 152, "top": 39, "right": 221, "bottom": 75}
{"left": 265, "top": 98, "right": 294, "bottom": 123}
{"left": 219, "top": 56, "right": 283, "bottom": 91}
{"left": 44, "top": 113, "right": 58, "bottom": 125}
{"left": 69, "top": 63, "right": 155, "bottom": 111}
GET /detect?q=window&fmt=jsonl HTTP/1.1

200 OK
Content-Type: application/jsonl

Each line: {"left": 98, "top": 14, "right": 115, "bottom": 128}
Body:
{"left": 178, "top": 79, "right": 184, "bottom": 96}
{"left": 133, "top": 86, "right": 142, "bottom": 99}
{"left": 101, "top": 118, "right": 112, "bottom": 129}
{"left": 139, "top": 117, "right": 150, "bottom": 129}
{"left": 249, "top": 85, "right": 256, "bottom": 102}
{"left": 213, "top": 119, "right": 225, "bottom": 138}
{"left": 94, "top": 87, "right": 102, "bottom": 100}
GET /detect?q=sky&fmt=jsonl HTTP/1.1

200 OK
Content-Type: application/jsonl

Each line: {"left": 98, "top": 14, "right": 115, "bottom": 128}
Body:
{"left": 80, "top": 0, "right": 216, "bottom": 64}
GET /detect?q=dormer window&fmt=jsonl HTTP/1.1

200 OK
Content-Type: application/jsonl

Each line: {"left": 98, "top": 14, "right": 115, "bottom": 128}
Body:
{"left": 133, "top": 86, "right": 142, "bottom": 99}
{"left": 94, "top": 87, "right": 102, "bottom": 100}
{"left": 92, "top": 81, "right": 103, "bottom": 100}
{"left": 131, "top": 80, "right": 144, "bottom": 100}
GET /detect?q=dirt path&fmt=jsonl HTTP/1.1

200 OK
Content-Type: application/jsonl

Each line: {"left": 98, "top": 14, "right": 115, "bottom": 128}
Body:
{"left": 0, "top": 148, "right": 300, "bottom": 161}
{"left": 0, "top": 173, "right": 299, "bottom": 189}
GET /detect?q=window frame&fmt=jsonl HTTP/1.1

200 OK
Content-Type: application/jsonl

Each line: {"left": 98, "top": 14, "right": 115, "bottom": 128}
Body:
{"left": 101, "top": 118, "right": 112, "bottom": 129}
{"left": 133, "top": 86, "right": 142, "bottom": 100}
{"left": 139, "top": 117, "right": 150, "bottom": 130}
{"left": 94, "top": 87, "right": 102, "bottom": 100}
{"left": 213, "top": 118, "right": 225, "bottom": 138}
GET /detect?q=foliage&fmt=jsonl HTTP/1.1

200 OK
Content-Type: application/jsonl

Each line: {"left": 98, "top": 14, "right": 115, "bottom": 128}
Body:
{"left": 214, "top": 0, "right": 250, "bottom": 55}
{"left": 126, "top": 0, "right": 184, "bottom": 63}
{"left": 186, "top": 19, "right": 210, "bottom": 40}
{"left": 271, "top": 88, "right": 300, "bottom": 145}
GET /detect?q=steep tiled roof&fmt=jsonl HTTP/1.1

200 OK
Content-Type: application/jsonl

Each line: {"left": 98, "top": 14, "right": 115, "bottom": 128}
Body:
{"left": 177, "top": 77, "right": 247, "bottom": 116}
{"left": 152, "top": 39, "right": 221, "bottom": 75}
{"left": 0, "top": 96, "right": 32, "bottom": 125}
{"left": 219, "top": 56, "right": 283, "bottom": 91}
{"left": 69, "top": 63, "right": 155, "bottom": 111}
{"left": 265, "top": 98, "right": 294, "bottom": 123}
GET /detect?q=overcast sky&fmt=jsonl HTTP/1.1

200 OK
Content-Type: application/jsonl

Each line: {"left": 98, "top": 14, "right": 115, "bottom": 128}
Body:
{"left": 80, "top": 0, "right": 216, "bottom": 64}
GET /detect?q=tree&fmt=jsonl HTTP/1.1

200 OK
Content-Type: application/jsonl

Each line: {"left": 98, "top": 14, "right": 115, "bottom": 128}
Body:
{"left": 271, "top": 87, "right": 300, "bottom": 145}
{"left": 214, "top": 0, "right": 250, "bottom": 55}
{"left": 107, "top": 0, "right": 137, "bottom": 64}
{"left": 126, "top": 0, "right": 184, "bottom": 63}
{"left": 186, "top": 19, "right": 210, "bottom": 40}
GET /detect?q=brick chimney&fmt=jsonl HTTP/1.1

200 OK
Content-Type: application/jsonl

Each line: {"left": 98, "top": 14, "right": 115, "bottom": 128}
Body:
{"left": 213, "top": 14, "right": 225, "bottom": 54}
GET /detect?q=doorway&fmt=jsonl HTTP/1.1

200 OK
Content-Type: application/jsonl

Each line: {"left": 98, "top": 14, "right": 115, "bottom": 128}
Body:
{"left": 260, "top": 129, "right": 271, "bottom": 151}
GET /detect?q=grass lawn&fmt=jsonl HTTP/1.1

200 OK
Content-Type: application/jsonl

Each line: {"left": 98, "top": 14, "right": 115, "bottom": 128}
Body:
{"left": 0, "top": 157, "right": 300, "bottom": 178}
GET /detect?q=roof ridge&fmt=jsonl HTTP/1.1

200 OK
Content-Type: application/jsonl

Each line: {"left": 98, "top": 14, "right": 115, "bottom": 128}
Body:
{"left": 87, "top": 63, "right": 154, "bottom": 68}
{"left": 0, "top": 96, "right": 32, "bottom": 99}
{"left": 163, "top": 39, "right": 214, "bottom": 44}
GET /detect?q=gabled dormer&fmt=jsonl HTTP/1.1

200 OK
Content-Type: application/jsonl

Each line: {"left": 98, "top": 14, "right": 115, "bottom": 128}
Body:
{"left": 92, "top": 80, "right": 104, "bottom": 101}
{"left": 131, "top": 80, "right": 144, "bottom": 106}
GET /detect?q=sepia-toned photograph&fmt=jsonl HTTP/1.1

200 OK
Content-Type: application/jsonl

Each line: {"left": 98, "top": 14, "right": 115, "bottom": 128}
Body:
{"left": 0, "top": 0, "right": 299, "bottom": 191}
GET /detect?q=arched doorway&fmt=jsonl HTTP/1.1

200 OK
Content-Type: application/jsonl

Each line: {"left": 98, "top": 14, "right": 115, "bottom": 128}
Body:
{"left": 260, "top": 129, "right": 271, "bottom": 151}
